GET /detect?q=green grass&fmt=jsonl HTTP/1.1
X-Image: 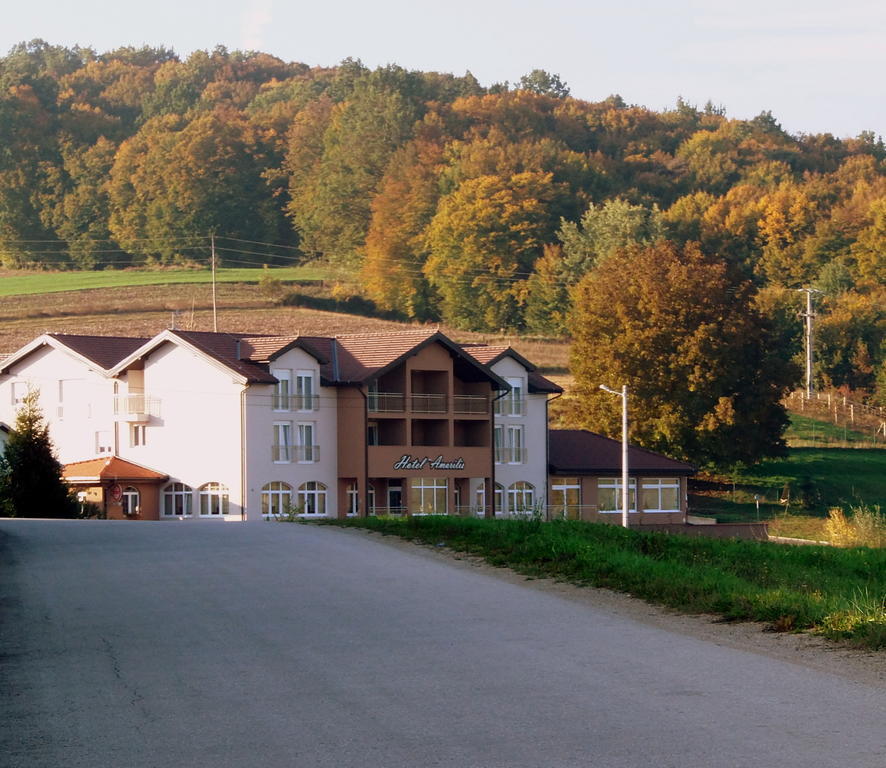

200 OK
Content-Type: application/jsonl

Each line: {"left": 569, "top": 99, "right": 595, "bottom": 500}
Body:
{"left": 324, "top": 516, "right": 886, "bottom": 649}
{"left": 785, "top": 414, "right": 876, "bottom": 447}
{"left": 0, "top": 266, "right": 325, "bottom": 297}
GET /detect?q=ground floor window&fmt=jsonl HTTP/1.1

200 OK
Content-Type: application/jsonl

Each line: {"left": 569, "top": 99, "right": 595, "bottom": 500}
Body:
{"left": 641, "top": 478, "right": 680, "bottom": 512}
{"left": 507, "top": 481, "right": 535, "bottom": 515}
{"left": 597, "top": 478, "right": 637, "bottom": 513}
{"left": 298, "top": 481, "right": 327, "bottom": 516}
{"left": 122, "top": 486, "right": 139, "bottom": 516}
{"left": 550, "top": 477, "right": 581, "bottom": 518}
{"left": 262, "top": 481, "right": 293, "bottom": 517}
{"left": 409, "top": 477, "right": 447, "bottom": 515}
{"left": 163, "top": 483, "right": 193, "bottom": 517}
{"left": 346, "top": 481, "right": 359, "bottom": 516}
{"left": 199, "top": 482, "right": 230, "bottom": 516}
{"left": 474, "top": 483, "right": 503, "bottom": 515}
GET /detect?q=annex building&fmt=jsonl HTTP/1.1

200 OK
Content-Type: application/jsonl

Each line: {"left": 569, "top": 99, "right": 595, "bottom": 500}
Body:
{"left": 0, "top": 329, "right": 693, "bottom": 523}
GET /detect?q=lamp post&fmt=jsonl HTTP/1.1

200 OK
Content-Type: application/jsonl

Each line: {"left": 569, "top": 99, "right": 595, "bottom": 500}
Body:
{"left": 600, "top": 384, "right": 629, "bottom": 528}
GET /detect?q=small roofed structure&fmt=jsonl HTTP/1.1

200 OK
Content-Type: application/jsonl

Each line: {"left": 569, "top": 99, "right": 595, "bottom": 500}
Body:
{"left": 547, "top": 429, "right": 694, "bottom": 527}
{"left": 63, "top": 456, "right": 169, "bottom": 521}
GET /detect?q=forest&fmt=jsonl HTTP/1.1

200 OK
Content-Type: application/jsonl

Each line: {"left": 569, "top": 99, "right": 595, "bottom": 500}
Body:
{"left": 0, "top": 40, "right": 884, "bottom": 457}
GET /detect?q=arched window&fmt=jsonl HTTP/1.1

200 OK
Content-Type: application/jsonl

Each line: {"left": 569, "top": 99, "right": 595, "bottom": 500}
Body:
{"left": 507, "top": 481, "right": 535, "bottom": 516}
{"left": 162, "top": 483, "right": 193, "bottom": 517}
{"left": 199, "top": 483, "right": 229, "bottom": 517}
{"left": 122, "top": 486, "right": 139, "bottom": 516}
{"left": 297, "top": 481, "right": 327, "bottom": 516}
{"left": 262, "top": 481, "right": 292, "bottom": 518}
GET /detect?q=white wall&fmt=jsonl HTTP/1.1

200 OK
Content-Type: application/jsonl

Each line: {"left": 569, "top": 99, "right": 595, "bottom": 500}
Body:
{"left": 119, "top": 342, "right": 245, "bottom": 521}
{"left": 0, "top": 344, "right": 116, "bottom": 464}
{"left": 242, "top": 347, "right": 338, "bottom": 522}
{"left": 471, "top": 356, "right": 549, "bottom": 513}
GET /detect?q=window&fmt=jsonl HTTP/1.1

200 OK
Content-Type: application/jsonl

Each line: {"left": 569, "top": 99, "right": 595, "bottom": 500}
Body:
{"left": 199, "top": 483, "right": 229, "bottom": 516}
{"left": 367, "top": 422, "right": 379, "bottom": 446}
{"left": 346, "top": 482, "right": 359, "bottom": 516}
{"left": 122, "top": 486, "right": 139, "bottom": 516}
{"left": 95, "top": 430, "right": 113, "bottom": 455}
{"left": 130, "top": 424, "right": 146, "bottom": 447}
{"left": 475, "top": 482, "right": 503, "bottom": 515}
{"left": 505, "top": 377, "right": 526, "bottom": 416}
{"left": 11, "top": 382, "right": 28, "bottom": 406}
{"left": 494, "top": 425, "right": 504, "bottom": 464}
{"left": 597, "top": 478, "right": 637, "bottom": 513}
{"left": 297, "top": 481, "right": 327, "bottom": 516}
{"left": 507, "top": 482, "right": 535, "bottom": 515}
{"left": 550, "top": 477, "right": 581, "bottom": 519}
{"left": 272, "top": 369, "right": 291, "bottom": 411}
{"left": 262, "top": 481, "right": 292, "bottom": 518}
{"left": 163, "top": 483, "right": 193, "bottom": 517}
{"left": 409, "top": 477, "right": 447, "bottom": 515}
{"left": 641, "top": 478, "right": 680, "bottom": 512}
{"left": 273, "top": 422, "right": 292, "bottom": 463}
{"left": 295, "top": 371, "right": 317, "bottom": 411}
{"left": 506, "top": 425, "right": 525, "bottom": 464}
{"left": 297, "top": 422, "right": 317, "bottom": 463}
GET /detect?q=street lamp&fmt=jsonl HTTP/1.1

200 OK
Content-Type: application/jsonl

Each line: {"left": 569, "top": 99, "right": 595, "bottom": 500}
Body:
{"left": 600, "top": 384, "right": 629, "bottom": 528}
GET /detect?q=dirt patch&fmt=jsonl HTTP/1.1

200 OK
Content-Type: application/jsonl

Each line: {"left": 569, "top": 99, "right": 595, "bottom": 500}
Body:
{"left": 343, "top": 527, "right": 886, "bottom": 689}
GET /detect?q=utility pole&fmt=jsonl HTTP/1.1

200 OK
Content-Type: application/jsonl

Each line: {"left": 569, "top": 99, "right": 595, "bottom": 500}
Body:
{"left": 600, "top": 384, "right": 630, "bottom": 528}
{"left": 796, "top": 288, "right": 821, "bottom": 398}
{"left": 211, "top": 234, "right": 218, "bottom": 333}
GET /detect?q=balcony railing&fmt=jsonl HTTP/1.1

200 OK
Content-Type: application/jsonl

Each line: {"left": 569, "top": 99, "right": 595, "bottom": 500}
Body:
{"left": 113, "top": 393, "right": 159, "bottom": 422}
{"left": 411, "top": 393, "right": 447, "bottom": 413}
{"left": 453, "top": 394, "right": 489, "bottom": 414}
{"left": 273, "top": 393, "right": 320, "bottom": 411}
{"left": 272, "top": 444, "right": 320, "bottom": 463}
{"left": 368, "top": 392, "right": 405, "bottom": 413}
{"left": 494, "top": 396, "right": 526, "bottom": 417}
{"left": 494, "top": 446, "right": 528, "bottom": 464}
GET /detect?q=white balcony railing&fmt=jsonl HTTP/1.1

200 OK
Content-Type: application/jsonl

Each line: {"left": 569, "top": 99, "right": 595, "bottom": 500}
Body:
{"left": 274, "top": 393, "right": 320, "bottom": 412}
{"left": 272, "top": 444, "right": 320, "bottom": 463}
{"left": 494, "top": 396, "right": 526, "bottom": 417}
{"left": 411, "top": 393, "right": 447, "bottom": 413}
{"left": 494, "top": 446, "right": 528, "bottom": 464}
{"left": 113, "top": 393, "right": 159, "bottom": 422}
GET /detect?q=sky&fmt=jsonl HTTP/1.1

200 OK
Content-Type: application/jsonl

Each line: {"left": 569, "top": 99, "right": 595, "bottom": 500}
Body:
{"left": 3, "top": 0, "right": 884, "bottom": 138}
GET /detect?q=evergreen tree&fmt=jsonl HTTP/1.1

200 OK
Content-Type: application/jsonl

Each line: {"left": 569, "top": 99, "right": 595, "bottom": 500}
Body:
{"left": 0, "top": 389, "right": 76, "bottom": 518}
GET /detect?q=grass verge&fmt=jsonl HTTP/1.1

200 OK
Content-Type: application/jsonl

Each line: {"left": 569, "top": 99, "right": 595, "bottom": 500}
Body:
{"left": 324, "top": 516, "right": 886, "bottom": 649}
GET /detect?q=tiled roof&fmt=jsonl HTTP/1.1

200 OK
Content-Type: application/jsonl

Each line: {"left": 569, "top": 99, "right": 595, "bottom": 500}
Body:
{"left": 169, "top": 331, "right": 278, "bottom": 384}
{"left": 63, "top": 456, "right": 169, "bottom": 482}
{"left": 528, "top": 371, "right": 563, "bottom": 394}
{"left": 331, "top": 329, "right": 440, "bottom": 382}
{"left": 48, "top": 334, "right": 149, "bottom": 370}
{"left": 462, "top": 344, "right": 563, "bottom": 394}
{"left": 548, "top": 430, "right": 695, "bottom": 476}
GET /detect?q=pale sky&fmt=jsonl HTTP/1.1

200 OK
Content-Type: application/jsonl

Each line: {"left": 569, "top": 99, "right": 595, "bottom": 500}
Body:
{"left": 3, "top": 0, "right": 884, "bottom": 139}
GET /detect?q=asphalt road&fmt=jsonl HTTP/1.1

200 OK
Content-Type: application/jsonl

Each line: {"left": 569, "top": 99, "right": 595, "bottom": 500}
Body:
{"left": 1, "top": 519, "right": 883, "bottom": 768}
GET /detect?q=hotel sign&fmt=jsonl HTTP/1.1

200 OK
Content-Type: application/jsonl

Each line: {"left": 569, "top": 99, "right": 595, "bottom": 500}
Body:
{"left": 393, "top": 454, "right": 466, "bottom": 471}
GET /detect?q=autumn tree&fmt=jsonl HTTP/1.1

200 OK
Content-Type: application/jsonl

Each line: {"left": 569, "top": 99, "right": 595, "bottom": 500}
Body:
{"left": 568, "top": 241, "right": 797, "bottom": 467}
{"left": 423, "top": 171, "right": 561, "bottom": 331}
{"left": 0, "top": 389, "right": 76, "bottom": 518}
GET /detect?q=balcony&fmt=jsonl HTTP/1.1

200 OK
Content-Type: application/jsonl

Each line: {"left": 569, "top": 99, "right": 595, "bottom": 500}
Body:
{"left": 113, "top": 393, "right": 159, "bottom": 422}
{"left": 272, "top": 444, "right": 320, "bottom": 463}
{"left": 368, "top": 392, "right": 405, "bottom": 413}
{"left": 494, "top": 446, "right": 528, "bottom": 464}
{"left": 453, "top": 394, "right": 489, "bottom": 414}
{"left": 410, "top": 393, "right": 447, "bottom": 413}
{"left": 273, "top": 393, "right": 320, "bottom": 412}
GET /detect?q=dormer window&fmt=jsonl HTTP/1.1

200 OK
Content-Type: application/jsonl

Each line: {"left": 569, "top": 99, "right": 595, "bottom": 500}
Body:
{"left": 272, "top": 369, "right": 291, "bottom": 411}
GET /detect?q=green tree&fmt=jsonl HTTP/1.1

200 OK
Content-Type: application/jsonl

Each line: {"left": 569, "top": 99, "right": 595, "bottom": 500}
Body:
{"left": 0, "top": 389, "right": 76, "bottom": 518}
{"left": 567, "top": 241, "right": 797, "bottom": 467}
{"left": 517, "top": 70, "right": 570, "bottom": 99}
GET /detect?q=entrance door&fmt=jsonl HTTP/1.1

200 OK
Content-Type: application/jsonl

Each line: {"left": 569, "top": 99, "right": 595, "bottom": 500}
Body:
{"left": 387, "top": 483, "right": 403, "bottom": 514}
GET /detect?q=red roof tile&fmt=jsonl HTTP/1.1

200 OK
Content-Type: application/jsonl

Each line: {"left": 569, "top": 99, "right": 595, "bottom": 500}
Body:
{"left": 63, "top": 456, "right": 169, "bottom": 482}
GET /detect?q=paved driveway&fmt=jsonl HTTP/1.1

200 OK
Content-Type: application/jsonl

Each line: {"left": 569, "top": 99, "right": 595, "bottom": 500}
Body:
{"left": 1, "top": 519, "right": 884, "bottom": 768}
